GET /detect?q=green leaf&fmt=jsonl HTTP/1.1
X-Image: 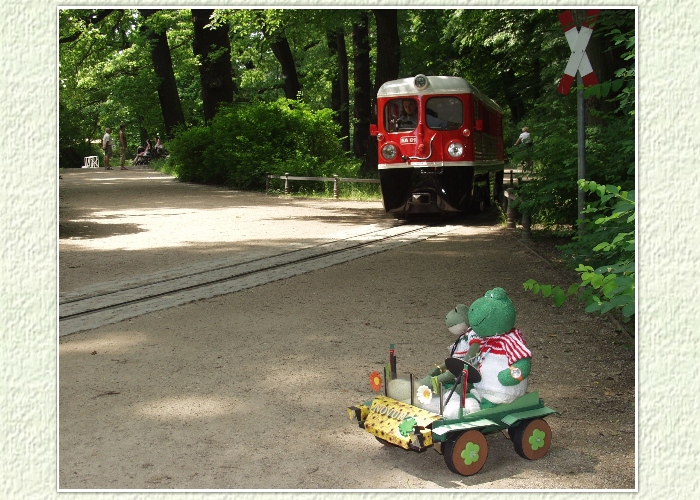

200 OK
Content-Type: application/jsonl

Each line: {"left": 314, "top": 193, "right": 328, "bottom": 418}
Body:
{"left": 523, "top": 279, "right": 537, "bottom": 290}
{"left": 585, "top": 302, "right": 602, "bottom": 313}
{"left": 553, "top": 289, "right": 567, "bottom": 307}
{"left": 600, "top": 301, "right": 616, "bottom": 314}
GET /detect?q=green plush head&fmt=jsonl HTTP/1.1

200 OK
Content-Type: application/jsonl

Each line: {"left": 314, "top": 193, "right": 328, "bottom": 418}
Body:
{"left": 467, "top": 288, "right": 516, "bottom": 338}
{"left": 445, "top": 303, "right": 469, "bottom": 335}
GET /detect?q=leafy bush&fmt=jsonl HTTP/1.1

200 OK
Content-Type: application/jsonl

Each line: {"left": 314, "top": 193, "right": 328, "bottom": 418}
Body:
{"left": 524, "top": 181, "right": 635, "bottom": 320}
{"left": 166, "top": 98, "right": 361, "bottom": 190}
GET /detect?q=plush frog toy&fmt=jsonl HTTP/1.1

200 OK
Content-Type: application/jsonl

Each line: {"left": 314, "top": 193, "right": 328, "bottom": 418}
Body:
{"left": 462, "top": 287, "right": 532, "bottom": 413}
{"left": 388, "top": 304, "right": 473, "bottom": 403}
{"left": 417, "top": 304, "right": 478, "bottom": 393}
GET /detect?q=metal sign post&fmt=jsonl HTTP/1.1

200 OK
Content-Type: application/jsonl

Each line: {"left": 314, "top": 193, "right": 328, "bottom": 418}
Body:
{"left": 577, "top": 71, "right": 586, "bottom": 235}
{"left": 558, "top": 9, "right": 599, "bottom": 235}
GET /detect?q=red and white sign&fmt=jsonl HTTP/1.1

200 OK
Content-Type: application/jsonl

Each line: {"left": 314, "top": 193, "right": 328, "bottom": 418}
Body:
{"left": 558, "top": 9, "right": 600, "bottom": 95}
{"left": 400, "top": 136, "right": 417, "bottom": 144}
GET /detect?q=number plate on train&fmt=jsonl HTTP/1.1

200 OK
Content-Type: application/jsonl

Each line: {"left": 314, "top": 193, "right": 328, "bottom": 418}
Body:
{"left": 400, "top": 137, "right": 417, "bottom": 144}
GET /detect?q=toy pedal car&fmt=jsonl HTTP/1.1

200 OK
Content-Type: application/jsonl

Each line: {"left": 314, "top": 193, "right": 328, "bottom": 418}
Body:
{"left": 347, "top": 356, "right": 558, "bottom": 476}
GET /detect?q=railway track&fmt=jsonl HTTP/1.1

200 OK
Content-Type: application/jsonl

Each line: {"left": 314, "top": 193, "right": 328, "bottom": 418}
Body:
{"left": 59, "top": 223, "right": 457, "bottom": 336}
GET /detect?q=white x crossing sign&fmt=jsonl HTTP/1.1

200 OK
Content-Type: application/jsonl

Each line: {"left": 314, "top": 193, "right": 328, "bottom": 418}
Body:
{"left": 558, "top": 9, "right": 600, "bottom": 95}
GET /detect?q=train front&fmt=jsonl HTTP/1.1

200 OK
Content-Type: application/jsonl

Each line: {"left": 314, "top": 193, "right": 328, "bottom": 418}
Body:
{"left": 372, "top": 75, "right": 500, "bottom": 219}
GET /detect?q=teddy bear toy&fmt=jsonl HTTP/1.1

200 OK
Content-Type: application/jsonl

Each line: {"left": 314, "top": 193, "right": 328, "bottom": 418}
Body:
{"left": 461, "top": 287, "right": 532, "bottom": 413}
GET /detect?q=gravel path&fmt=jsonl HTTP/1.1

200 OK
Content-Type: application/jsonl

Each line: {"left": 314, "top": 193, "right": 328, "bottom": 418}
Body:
{"left": 58, "top": 166, "right": 635, "bottom": 490}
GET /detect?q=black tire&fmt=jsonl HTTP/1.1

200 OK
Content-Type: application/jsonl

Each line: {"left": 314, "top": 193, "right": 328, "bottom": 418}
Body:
{"left": 443, "top": 430, "right": 488, "bottom": 476}
{"left": 512, "top": 419, "right": 552, "bottom": 460}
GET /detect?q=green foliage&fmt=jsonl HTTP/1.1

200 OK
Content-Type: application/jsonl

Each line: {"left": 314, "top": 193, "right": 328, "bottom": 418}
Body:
{"left": 507, "top": 98, "right": 579, "bottom": 227}
{"left": 521, "top": 10, "right": 635, "bottom": 321}
{"left": 524, "top": 181, "right": 635, "bottom": 320}
{"left": 166, "top": 98, "right": 361, "bottom": 190}
{"left": 59, "top": 9, "right": 192, "bottom": 166}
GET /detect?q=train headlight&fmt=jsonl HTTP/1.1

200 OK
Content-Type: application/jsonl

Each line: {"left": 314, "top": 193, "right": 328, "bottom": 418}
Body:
{"left": 414, "top": 74, "right": 429, "bottom": 91}
{"left": 382, "top": 144, "right": 398, "bottom": 160}
{"left": 447, "top": 142, "right": 464, "bottom": 158}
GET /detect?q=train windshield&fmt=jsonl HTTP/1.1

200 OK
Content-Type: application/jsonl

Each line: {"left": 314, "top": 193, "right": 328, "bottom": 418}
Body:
{"left": 385, "top": 98, "right": 418, "bottom": 132}
{"left": 384, "top": 97, "right": 462, "bottom": 132}
{"left": 425, "top": 97, "right": 462, "bottom": 130}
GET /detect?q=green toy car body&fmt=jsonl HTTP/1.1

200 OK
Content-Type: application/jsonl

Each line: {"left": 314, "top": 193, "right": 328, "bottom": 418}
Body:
{"left": 348, "top": 389, "right": 558, "bottom": 476}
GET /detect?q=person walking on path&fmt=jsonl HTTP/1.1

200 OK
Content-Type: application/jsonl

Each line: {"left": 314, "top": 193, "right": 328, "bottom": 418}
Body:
{"left": 513, "top": 127, "right": 532, "bottom": 147}
{"left": 118, "top": 124, "right": 128, "bottom": 170}
{"left": 513, "top": 126, "right": 533, "bottom": 168}
{"left": 102, "top": 127, "right": 113, "bottom": 170}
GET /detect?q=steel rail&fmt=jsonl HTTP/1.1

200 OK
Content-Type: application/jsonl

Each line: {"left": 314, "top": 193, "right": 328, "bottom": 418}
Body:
{"left": 59, "top": 223, "right": 456, "bottom": 336}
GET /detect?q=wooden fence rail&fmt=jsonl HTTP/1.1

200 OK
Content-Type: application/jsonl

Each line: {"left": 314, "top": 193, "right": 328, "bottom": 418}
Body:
{"left": 266, "top": 173, "right": 380, "bottom": 199}
{"left": 266, "top": 168, "right": 528, "bottom": 199}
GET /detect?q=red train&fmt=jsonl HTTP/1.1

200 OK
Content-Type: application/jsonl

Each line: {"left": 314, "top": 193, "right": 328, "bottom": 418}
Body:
{"left": 371, "top": 75, "right": 506, "bottom": 219}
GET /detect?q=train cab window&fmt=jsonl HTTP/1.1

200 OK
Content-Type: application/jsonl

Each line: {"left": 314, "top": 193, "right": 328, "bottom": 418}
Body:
{"left": 426, "top": 97, "right": 462, "bottom": 130}
{"left": 385, "top": 98, "right": 419, "bottom": 132}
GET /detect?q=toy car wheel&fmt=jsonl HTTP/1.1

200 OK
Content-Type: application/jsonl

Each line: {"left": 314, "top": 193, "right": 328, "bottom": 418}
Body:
{"left": 443, "top": 430, "right": 488, "bottom": 476}
{"left": 512, "top": 418, "right": 552, "bottom": 460}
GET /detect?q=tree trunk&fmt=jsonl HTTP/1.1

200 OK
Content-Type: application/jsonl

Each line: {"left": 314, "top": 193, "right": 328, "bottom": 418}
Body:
{"left": 337, "top": 32, "right": 350, "bottom": 151}
{"left": 372, "top": 9, "right": 400, "bottom": 94}
{"left": 501, "top": 68, "right": 526, "bottom": 123}
{"left": 328, "top": 34, "right": 341, "bottom": 123}
{"left": 139, "top": 9, "right": 185, "bottom": 138}
{"left": 352, "top": 13, "right": 372, "bottom": 172}
{"left": 367, "top": 9, "right": 400, "bottom": 174}
{"left": 328, "top": 29, "right": 351, "bottom": 152}
{"left": 266, "top": 34, "right": 301, "bottom": 100}
{"left": 192, "top": 9, "right": 236, "bottom": 124}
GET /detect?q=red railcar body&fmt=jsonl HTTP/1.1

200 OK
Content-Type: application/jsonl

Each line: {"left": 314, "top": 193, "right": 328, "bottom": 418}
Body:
{"left": 371, "top": 75, "right": 505, "bottom": 218}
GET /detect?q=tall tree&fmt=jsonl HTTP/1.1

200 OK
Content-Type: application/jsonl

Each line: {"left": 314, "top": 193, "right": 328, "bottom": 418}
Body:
{"left": 267, "top": 37, "right": 301, "bottom": 99}
{"left": 372, "top": 9, "right": 400, "bottom": 93}
{"left": 327, "top": 29, "right": 350, "bottom": 151}
{"left": 259, "top": 11, "right": 302, "bottom": 100}
{"left": 191, "top": 9, "right": 236, "bottom": 124}
{"left": 139, "top": 9, "right": 186, "bottom": 138}
{"left": 367, "top": 9, "right": 401, "bottom": 173}
{"left": 352, "top": 12, "right": 372, "bottom": 170}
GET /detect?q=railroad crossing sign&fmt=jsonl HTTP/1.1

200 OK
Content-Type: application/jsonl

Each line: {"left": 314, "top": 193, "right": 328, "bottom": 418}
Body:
{"left": 558, "top": 9, "right": 600, "bottom": 95}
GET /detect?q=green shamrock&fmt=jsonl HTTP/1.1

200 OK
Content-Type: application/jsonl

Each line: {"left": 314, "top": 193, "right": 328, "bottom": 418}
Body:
{"left": 398, "top": 417, "right": 417, "bottom": 437}
{"left": 461, "top": 442, "right": 480, "bottom": 465}
{"left": 529, "top": 428, "right": 546, "bottom": 451}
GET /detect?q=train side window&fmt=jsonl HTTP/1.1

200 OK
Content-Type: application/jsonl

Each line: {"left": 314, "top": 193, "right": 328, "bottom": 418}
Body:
{"left": 426, "top": 97, "right": 462, "bottom": 130}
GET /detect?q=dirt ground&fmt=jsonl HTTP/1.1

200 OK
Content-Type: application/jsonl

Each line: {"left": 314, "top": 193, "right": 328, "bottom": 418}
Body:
{"left": 58, "top": 166, "right": 636, "bottom": 490}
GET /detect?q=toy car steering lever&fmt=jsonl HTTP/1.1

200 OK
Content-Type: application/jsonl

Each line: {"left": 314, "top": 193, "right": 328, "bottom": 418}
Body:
{"left": 443, "top": 358, "right": 481, "bottom": 407}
